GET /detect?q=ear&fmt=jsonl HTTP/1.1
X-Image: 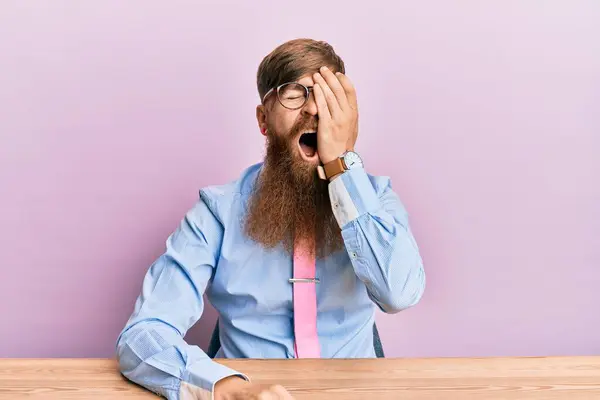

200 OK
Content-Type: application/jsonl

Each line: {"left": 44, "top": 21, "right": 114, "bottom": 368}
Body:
{"left": 256, "top": 105, "right": 268, "bottom": 136}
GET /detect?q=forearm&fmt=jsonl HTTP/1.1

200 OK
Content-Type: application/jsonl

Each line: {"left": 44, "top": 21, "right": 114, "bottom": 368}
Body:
{"left": 342, "top": 211, "right": 425, "bottom": 313}
{"left": 329, "top": 167, "right": 426, "bottom": 313}
{"left": 117, "top": 320, "right": 243, "bottom": 400}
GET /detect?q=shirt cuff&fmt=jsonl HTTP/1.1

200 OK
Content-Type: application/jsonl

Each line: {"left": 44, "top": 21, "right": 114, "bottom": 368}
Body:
{"left": 182, "top": 358, "right": 250, "bottom": 399}
{"left": 328, "top": 167, "right": 381, "bottom": 228}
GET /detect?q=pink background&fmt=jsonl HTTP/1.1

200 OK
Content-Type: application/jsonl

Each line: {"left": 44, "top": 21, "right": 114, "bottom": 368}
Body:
{"left": 1, "top": 1, "right": 599, "bottom": 358}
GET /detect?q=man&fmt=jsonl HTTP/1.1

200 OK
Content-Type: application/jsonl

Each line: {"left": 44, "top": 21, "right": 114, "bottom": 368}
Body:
{"left": 116, "top": 38, "right": 425, "bottom": 400}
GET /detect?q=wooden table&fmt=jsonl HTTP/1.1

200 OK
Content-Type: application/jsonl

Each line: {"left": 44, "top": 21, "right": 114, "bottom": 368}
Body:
{"left": 1, "top": 357, "right": 599, "bottom": 399}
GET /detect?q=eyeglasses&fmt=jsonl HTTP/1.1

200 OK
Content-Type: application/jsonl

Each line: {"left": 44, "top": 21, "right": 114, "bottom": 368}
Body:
{"left": 262, "top": 82, "right": 314, "bottom": 110}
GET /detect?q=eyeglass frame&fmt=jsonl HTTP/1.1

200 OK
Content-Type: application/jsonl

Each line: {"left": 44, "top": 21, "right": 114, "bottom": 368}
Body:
{"left": 261, "top": 82, "right": 315, "bottom": 110}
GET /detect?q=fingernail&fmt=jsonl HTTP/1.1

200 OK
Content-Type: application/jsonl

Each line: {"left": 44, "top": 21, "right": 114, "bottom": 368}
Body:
{"left": 321, "top": 66, "right": 329, "bottom": 71}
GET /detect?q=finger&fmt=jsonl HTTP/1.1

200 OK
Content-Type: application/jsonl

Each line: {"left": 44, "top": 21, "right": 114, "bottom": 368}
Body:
{"left": 312, "top": 83, "right": 332, "bottom": 122}
{"left": 270, "top": 385, "right": 293, "bottom": 399}
{"left": 318, "top": 66, "right": 349, "bottom": 111}
{"left": 335, "top": 72, "right": 358, "bottom": 111}
{"left": 257, "top": 391, "right": 277, "bottom": 400}
{"left": 313, "top": 72, "right": 342, "bottom": 117}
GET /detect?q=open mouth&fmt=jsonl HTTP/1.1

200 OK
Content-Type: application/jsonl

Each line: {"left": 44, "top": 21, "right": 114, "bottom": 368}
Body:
{"left": 298, "top": 132, "right": 318, "bottom": 161}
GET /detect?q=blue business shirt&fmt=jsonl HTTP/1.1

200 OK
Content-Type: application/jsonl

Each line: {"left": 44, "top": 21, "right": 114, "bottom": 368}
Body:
{"left": 116, "top": 163, "right": 425, "bottom": 399}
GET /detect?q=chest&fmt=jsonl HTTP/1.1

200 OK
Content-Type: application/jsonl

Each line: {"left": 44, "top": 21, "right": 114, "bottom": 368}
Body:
{"left": 208, "top": 237, "right": 369, "bottom": 317}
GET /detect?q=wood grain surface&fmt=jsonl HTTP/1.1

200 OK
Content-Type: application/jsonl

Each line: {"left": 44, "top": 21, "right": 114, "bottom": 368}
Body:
{"left": 1, "top": 357, "right": 599, "bottom": 399}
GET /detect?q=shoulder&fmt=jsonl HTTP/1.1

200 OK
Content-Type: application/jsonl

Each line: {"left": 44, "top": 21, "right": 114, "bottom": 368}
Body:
{"left": 197, "top": 162, "right": 262, "bottom": 218}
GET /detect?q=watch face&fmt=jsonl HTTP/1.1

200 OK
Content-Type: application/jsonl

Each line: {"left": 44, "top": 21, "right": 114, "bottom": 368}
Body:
{"left": 343, "top": 151, "right": 363, "bottom": 169}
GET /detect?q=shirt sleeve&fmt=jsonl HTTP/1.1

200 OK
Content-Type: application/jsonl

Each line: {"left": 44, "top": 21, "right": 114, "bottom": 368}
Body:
{"left": 328, "top": 167, "right": 426, "bottom": 313}
{"left": 116, "top": 199, "right": 248, "bottom": 400}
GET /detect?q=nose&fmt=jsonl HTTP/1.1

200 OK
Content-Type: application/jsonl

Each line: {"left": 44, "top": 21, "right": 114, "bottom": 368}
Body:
{"left": 302, "top": 92, "right": 318, "bottom": 117}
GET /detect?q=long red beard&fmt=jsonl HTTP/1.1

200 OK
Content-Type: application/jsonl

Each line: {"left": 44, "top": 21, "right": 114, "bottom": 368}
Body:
{"left": 243, "top": 117, "right": 344, "bottom": 259}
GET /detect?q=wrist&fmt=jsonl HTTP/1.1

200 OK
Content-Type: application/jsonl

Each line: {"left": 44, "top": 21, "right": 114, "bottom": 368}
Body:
{"left": 320, "top": 146, "right": 348, "bottom": 165}
{"left": 214, "top": 376, "right": 250, "bottom": 398}
{"left": 320, "top": 154, "right": 338, "bottom": 165}
{"left": 321, "top": 149, "right": 363, "bottom": 181}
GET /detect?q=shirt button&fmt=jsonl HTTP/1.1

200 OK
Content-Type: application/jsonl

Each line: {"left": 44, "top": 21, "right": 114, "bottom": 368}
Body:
{"left": 333, "top": 202, "right": 339, "bottom": 209}
{"left": 350, "top": 252, "right": 358, "bottom": 259}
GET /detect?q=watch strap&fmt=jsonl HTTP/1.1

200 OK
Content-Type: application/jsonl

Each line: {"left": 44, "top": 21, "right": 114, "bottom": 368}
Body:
{"left": 323, "top": 157, "right": 346, "bottom": 179}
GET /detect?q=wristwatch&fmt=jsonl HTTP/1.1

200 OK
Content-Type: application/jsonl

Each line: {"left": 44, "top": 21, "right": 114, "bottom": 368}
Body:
{"left": 318, "top": 151, "right": 364, "bottom": 180}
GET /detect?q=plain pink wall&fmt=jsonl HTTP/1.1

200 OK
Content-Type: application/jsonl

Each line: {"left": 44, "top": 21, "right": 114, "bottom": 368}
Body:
{"left": 1, "top": 1, "right": 599, "bottom": 358}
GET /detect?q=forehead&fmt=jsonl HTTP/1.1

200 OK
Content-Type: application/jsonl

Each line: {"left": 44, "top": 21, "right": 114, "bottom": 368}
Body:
{"left": 295, "top": 74, "right": 315, "bottom": 87}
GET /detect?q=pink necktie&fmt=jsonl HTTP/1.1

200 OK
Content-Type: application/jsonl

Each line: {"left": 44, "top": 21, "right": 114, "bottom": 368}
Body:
{"left": 291, "top": 239, "right": 321, "bottom": 358}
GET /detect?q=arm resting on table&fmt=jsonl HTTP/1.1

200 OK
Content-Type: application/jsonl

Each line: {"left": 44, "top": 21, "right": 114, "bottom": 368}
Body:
{"left": 116, "top": 200, "right": 247, "bottom": 400}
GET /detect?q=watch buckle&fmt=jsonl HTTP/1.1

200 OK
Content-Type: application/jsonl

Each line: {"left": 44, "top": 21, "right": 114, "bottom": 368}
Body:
{"left": 317, "top": 165, "right": 327, "bottom": 180}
